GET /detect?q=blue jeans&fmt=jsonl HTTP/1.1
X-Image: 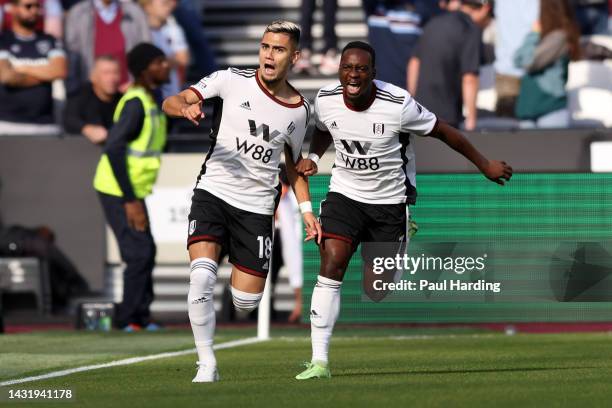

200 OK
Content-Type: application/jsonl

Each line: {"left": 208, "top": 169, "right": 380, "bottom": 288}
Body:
{"left": 519, "top": 108, "right": 570, "bottom": 129}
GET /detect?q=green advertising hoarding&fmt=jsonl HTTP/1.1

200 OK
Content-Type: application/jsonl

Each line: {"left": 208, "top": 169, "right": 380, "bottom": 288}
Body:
{"left": 303, "top": 173, "right": 612, "bottom": 323}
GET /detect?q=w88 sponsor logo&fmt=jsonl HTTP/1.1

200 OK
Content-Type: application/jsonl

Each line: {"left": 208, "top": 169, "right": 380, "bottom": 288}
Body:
{"left": 340, "top": 152, "right": 380, "bottom": 170}
{"left": 236, "top": 137, "right": 273, "bottom": 163}
{"left": 340, "top": 140, "right": 379, "bottom": 170}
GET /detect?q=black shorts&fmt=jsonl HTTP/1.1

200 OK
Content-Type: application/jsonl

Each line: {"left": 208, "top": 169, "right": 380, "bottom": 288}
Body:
{"left": 187, "top": 189, "right": 274, "bottom": 278}
{"left": 319, "top": 192, "right": 407, "bottom": 249}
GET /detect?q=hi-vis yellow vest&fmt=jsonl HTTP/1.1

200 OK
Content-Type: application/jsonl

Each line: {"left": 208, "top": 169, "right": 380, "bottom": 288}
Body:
{"left": 93, "top": 87, "right": 167, "bottom": 199}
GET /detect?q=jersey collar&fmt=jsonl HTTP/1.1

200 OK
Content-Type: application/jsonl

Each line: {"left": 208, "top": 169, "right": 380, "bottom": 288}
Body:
{"left": 255, "top": 69, "right": 304, "bottom": 109}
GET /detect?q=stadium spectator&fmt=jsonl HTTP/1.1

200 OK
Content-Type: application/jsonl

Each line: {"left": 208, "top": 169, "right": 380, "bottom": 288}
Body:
{"left": 93, "top": 43, "right": 169, "bottom": 332}
{"left": 493, "top": 0, "right": 540, "bottom": 118}
{"left": 65, "top": 0, "right": 151, "bottom": 92}
{"left": 438, "top": 0, "right": 461, "bottom": 10}
{"left": 139, "top": 0, "right": 190, "bottom": 100}
{"left": 407, "top": 0, "right": 492, "bottom": 130}
{"left": 63, "top": 55, "right": 122, "bottom": 144}
{"left": 172, "top": 0, "right": 216, "bottom": 78}
{"left": 571, "top": 0, "right": 609, "bottom": 35}
{"left": 293, "top": 0, "right": 339, "bottom": 75}
{"left": 0, "top": 0, "right": 63, "bottom": 38}
{"left": 0, "top": 0, "right": 66, "bottom": 136}
{"left": 363, "top": 0, "right": 438, "bottom": 89}
{"left": 514, "top": 0, "right": 581, "bottom": 128}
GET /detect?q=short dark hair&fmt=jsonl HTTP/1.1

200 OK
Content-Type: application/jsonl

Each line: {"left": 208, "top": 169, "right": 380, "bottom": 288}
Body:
{"left": 341, "top": 41, "right": 376, "bottom": 67}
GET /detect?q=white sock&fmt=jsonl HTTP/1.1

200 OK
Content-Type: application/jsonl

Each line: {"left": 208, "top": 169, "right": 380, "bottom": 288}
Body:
{"left": 188, "top": 257, "right": 218, "bottom": 367}
{"left": 230, "top": 286, "right": 263, "bottom": 312}
{"left": 310, "top": 275, "right": 342, "bottom": 365}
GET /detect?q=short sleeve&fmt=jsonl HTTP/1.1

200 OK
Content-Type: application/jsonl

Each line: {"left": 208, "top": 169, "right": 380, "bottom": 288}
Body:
{"left": 48, "top": 37, "right": 65, "bottom": 59}
{"left": 0, "top": 43, "right": 8, "bottom": 60}
{"left": 460, "top": 27, "right": 481, "bottom": 75}
{"left": 399, "top": 94, "right": 437, "bottom": 136}
{"left": 0, "top": 35, "right": 8, "bottom": 59}
{"left": 286, "top": 102, "right": 309, "bottom": 163}
{"left": 189, "top": 68, "right": 231, "bottom": 101}
{"left": 314, "top": 94, "right": 328, "bottom": 131}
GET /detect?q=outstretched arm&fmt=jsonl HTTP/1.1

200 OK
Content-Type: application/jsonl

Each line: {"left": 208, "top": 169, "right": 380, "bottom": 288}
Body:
{"left": 429, "top": 122, "right": 513, "bottom": 185}
{"left": 285, "top": 145, "right": 322, "bottom": 243}
{"left": 162, "top": 88, "right": 204, "bottom": 125}
{"left": 295, "top": 128, "right": 333, "bottom": 176}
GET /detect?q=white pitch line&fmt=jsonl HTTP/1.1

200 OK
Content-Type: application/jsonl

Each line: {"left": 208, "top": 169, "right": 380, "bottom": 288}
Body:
{"left": 0, "top": 337, "right": 266, "bottom": 387}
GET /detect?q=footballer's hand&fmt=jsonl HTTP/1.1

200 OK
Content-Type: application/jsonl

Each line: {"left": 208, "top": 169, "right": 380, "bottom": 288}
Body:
{"left": 124, "top": 200, "right": 148, "bottom": 232}
{"left": 181, "top": 101, "right": 204, "bottom": 125}
{"left": 483, "top": 160, "right": 513, "bottom": 185}
{"left": 303, "top": 212, "right": 322, "bottom": 244}
{"left": 296, "top": 158, "right": 318, "bottom": 176}
{"left": 288, "top": 302, "right": 302, "bottom": 323}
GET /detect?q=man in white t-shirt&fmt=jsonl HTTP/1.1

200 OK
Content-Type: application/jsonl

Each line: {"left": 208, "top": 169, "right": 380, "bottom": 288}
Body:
{"left": 162, "top": 20, "right": 321, "bottom": 383}
{"left": 294, "top": 41, "right": 513, "bottom": 380}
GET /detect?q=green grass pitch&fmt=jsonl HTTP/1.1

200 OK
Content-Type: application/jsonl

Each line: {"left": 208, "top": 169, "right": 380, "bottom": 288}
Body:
{"left": 1, "top": 326, "right": 612, "bottom": 407}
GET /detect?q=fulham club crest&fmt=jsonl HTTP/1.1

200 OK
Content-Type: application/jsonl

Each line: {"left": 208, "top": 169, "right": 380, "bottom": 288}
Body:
{"left": 373, "top": 123, "right": 384, "bottom": 135}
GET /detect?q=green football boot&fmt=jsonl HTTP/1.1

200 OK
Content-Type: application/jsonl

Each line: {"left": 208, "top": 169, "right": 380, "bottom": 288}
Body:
{"left": 295, "top": 361, "right": 331, "bottom": 380}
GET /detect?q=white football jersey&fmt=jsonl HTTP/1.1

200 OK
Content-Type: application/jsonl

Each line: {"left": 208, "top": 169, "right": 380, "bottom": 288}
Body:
{"left": 314, "top": 79, "right": 437, "bottom": 205}
{"left": 189, "top": 68, "right": 310, "bottom": 215}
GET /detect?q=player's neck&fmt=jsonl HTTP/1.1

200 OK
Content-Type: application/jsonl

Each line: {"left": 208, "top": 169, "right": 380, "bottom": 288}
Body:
{"left": 134, "top": 79, "right": 156, "bottom": 94}
{"left": 256, "top": 69, "right": 300, "bottom": 104}
{"left": 343, "top": 83, "right": 376, "bottom": 112}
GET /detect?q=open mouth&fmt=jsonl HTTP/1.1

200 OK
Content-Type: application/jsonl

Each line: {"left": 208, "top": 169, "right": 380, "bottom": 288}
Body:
{"left": 263, "top": 63, "right": 276, "bottom": 75}
{"left": 346, "top": 82, "right": 361, "bottom": 95}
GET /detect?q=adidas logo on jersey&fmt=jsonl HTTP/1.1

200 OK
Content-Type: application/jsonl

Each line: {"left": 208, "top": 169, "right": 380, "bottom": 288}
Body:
{"left": 329, "top": 121, "right": 338, "bottom": 129}
{"left": 240, "top": 101, "right": 251, "bottom": 110}
{"left": 262, "top": 261, "right": 269, "bottom": 270}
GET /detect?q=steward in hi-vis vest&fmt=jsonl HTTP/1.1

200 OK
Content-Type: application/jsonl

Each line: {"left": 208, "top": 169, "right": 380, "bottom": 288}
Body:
{"left": 93, "top": 86, "right": 167, "bottom": 198}
{"left": 94, "top": 43, "right": 170, "bottom": 331}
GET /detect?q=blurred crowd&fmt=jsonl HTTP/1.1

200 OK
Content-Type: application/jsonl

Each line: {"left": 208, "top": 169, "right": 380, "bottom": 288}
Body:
{"left": 293, "top": 0, "right": 610, "bottom": 130}
{"left": 0, "top": 0, "right": 610, "bottom": 138}
{"left": 364, "top": 0, "right": 611, "bottom": 129}
{"left": 0, "top": 0, "right": 216, "bottom": 138}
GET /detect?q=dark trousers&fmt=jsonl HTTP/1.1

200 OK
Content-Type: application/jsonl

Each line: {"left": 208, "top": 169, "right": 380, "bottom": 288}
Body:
{"left": 98, "top": 193, "right": 156, "bottom": 328}
{"left": 300, "top": 0, "right": 338, "bottom": 52}
{"left": 368, "top": 24, "right": 419, "bottom": 89}
{"left": 174, "top": 0, "right": 217, "bottom": 77}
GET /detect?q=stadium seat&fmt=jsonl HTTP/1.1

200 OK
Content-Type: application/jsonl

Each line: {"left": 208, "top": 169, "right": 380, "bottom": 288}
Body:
{"left": 0, "top": 257, "right": 51, "bottom": 314}
{"left": 567, "top": 59, "right": 612, "bottom": 127}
